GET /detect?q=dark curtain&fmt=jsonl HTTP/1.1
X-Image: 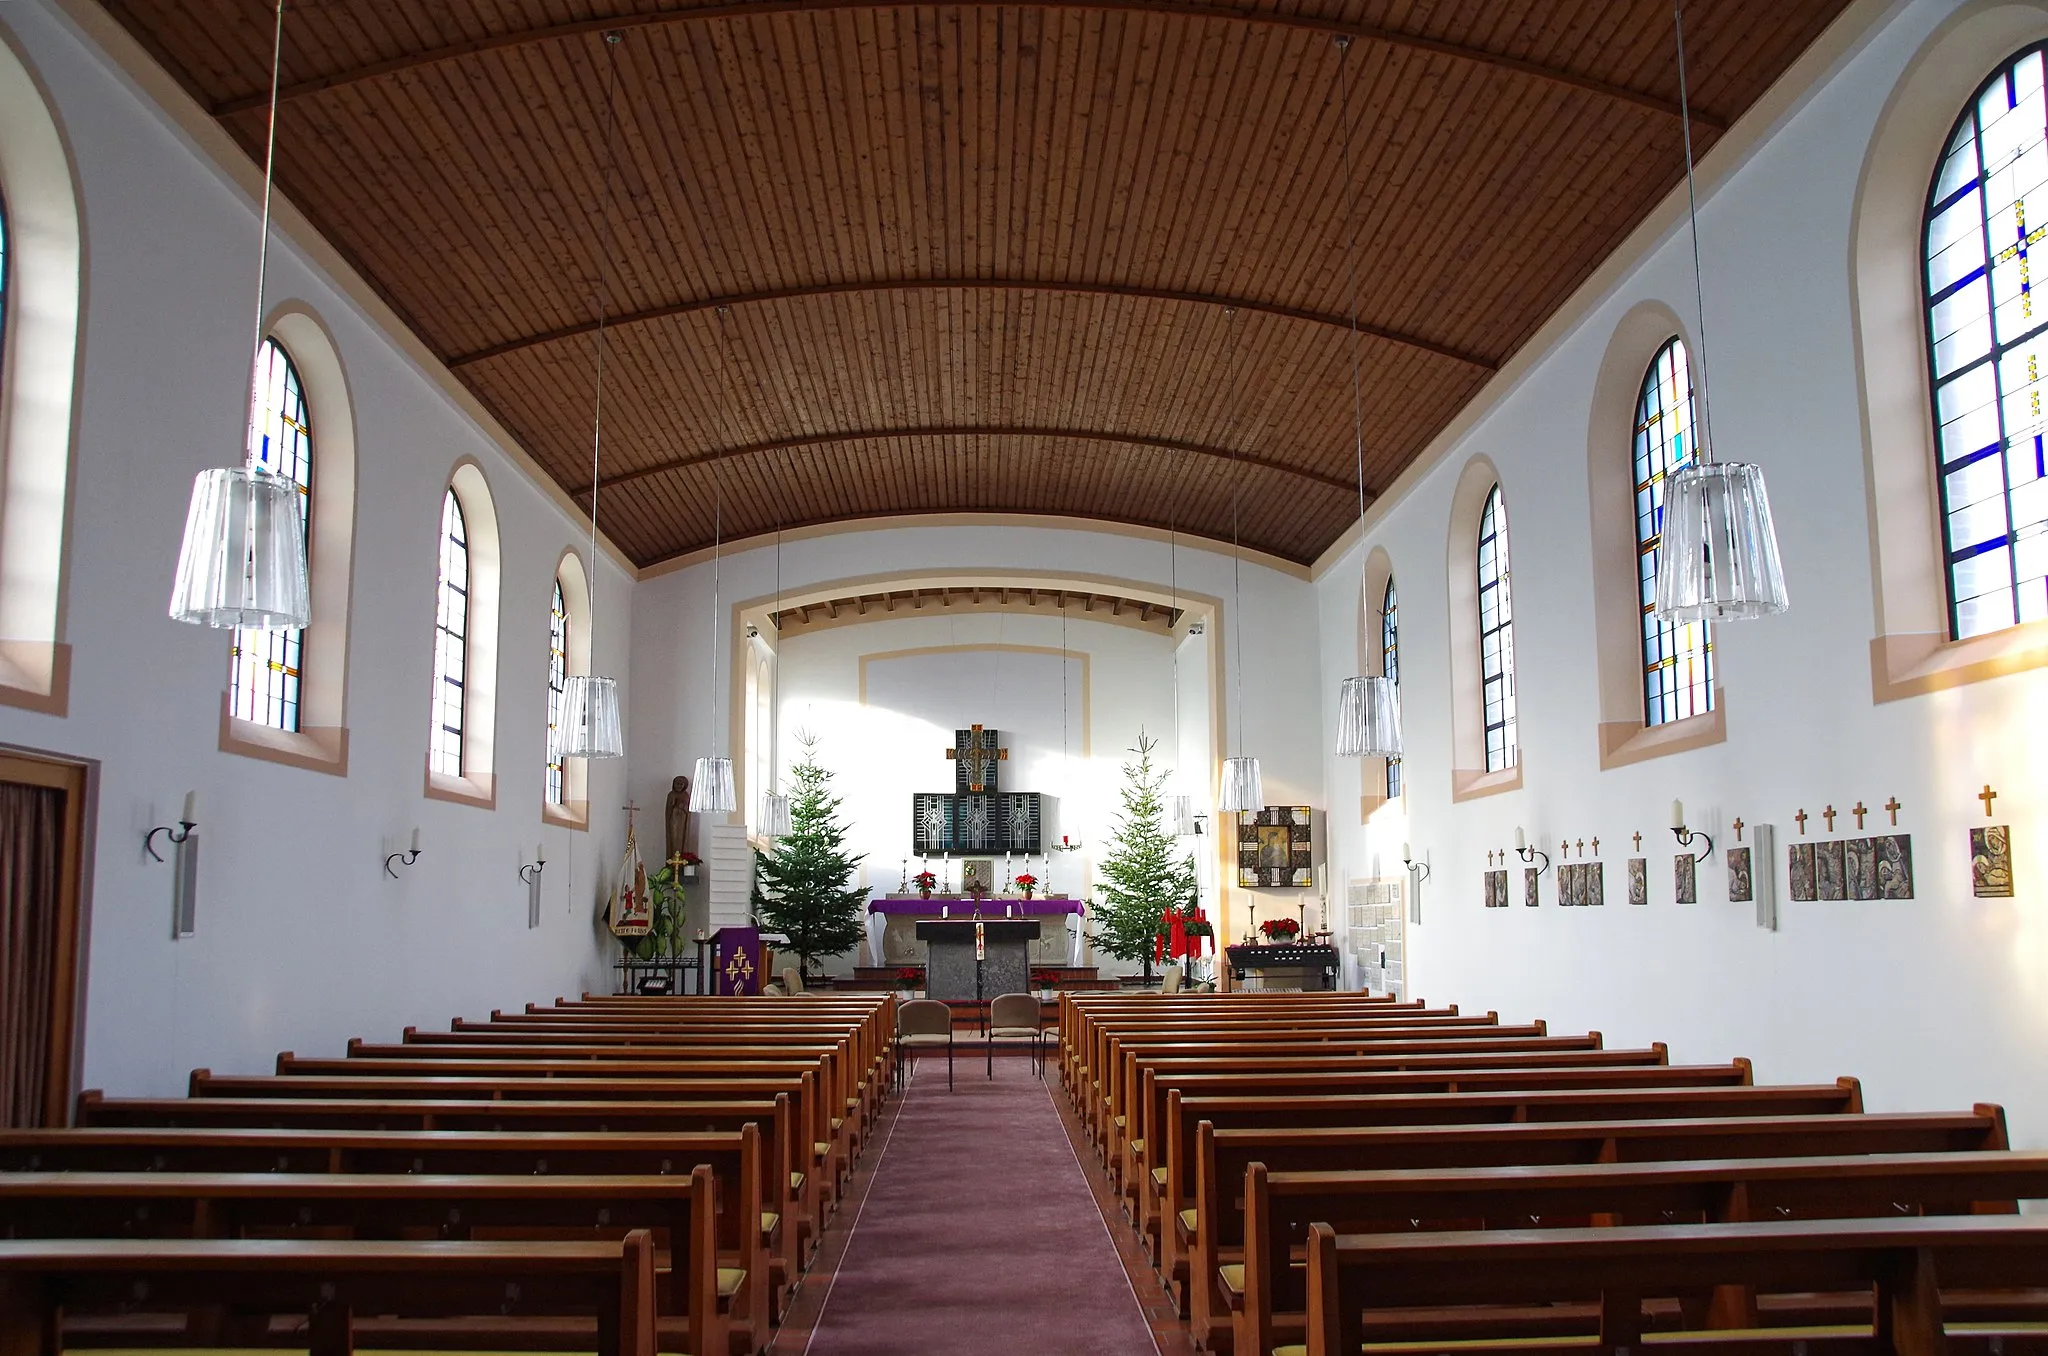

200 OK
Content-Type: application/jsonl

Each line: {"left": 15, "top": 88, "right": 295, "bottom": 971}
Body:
{"left": 0, "top": 782, "right": 63, "bottom": 1128}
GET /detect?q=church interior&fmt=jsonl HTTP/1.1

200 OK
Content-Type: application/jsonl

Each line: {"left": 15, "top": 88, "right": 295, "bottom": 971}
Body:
{"left": 2, "top": 0, "right": 2048, "bottom": 1350}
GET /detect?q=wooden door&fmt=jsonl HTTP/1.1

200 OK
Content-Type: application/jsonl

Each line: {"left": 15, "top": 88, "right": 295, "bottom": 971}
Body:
{"left": 0, "top": 749, "right": 90, "bottom": 1127}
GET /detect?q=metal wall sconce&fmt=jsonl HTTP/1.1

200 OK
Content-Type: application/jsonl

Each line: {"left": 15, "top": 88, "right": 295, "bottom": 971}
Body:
{"left": 1514, "top": 827, "right": 1551, "bottom": 876}
{"left": 386, "top": 827, "right": 422, "bottom": 878}
{"left": 1401, "top": 841, "right": 1428, "bottom": 925}
{"left": 521, "top": 841, "right": 546, "bottom": 929}
{"left": 149, "top": 791, "right": 201, "bottom": 938}
{"left": 1669, "top": 800, "right": 1714, "bottom": 863}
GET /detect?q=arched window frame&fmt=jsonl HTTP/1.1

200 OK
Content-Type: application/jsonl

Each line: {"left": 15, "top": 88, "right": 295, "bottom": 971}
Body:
{"left": 543, "top": 550, "right": 592, "bottom": 829}
{"left": 425, "top": 461, "right": 501, "bottom": 808}
{"left": 1633, "top": 338, "right": 1716, "bottom": 727}
{"left": 0, "top": 34, "right": 81, "bottom": 717}
{"left": 1445, "top": 457, "right": 1522, "bottom": 801}
{"left": 1585, "top": 301, "right": 1726, "bottom": 768}
{"left": 216, "top": 307, "right": 357, "bottom": 774}
{"left": 1476, "top": 486, "right": 1518, "bottom": 773}
{"left": 1857, "top": 9, "right": 2048, "bottom": 701}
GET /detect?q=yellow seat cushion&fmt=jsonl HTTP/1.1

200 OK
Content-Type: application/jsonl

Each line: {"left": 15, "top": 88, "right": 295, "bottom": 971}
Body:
{"left": 1114, "top": 1115, "right": 1126, "bottom": 1129}
{"left": 847, "top": 1096, "right": 861, "bottom": 1110}
{"left": 790, "top": 1172, "right": 805, "bottom": 1192}
{"left": 716, "top": 1267, "right": 747, "bottom": 1299}
{"left": 1218, "top": 1264, "right": 1245, "bottom": 1309}
{"left": 1273, "top": 1347, "right": 1307, "bottom": 1356}
{"left": 831, "top": 1117, "right": 844, "bottom": 1132}
{"left": 1152, "top": 1167, "right": 1167, "bottom": 1188}
{"left": 1178, "top": 1208, "right": 1198, "bottom": 1235}
{"left": 1129, "top": 1138, "right": 1144, "bottom": 1154}
{"left": 814, "top": 1141, "right": 831, "bottom": 1158}
{"left": 760, "top": 1211, "right": 780, "bottom": 1238}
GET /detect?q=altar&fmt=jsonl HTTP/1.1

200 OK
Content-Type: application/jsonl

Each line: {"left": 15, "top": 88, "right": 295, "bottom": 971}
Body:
{"left": 868, "top": 896, "right": 1085, "bottom": 968}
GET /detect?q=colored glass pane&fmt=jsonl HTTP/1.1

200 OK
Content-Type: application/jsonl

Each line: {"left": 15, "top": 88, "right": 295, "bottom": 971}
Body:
{"left": 1381, "top": 576, "right": 1401, "bottom": 798}
{"left": 1633, "top": 338, "right": 1715, "bottom": 725}
{"left": 228, "top": 338, "right": 312, "bottom": 731}
{"left": 1476, "top": 486, "right": 1518, "bottom": 772}
{"left": 430, "top": 490, "right": 469, "bottom": 778}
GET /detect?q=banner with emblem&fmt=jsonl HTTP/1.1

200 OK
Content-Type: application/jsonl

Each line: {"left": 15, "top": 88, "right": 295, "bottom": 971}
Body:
{"left": 714, "top": 926, "right": 762, "bottom": 995}
{"left": 607, "top": 806, "right": 652, "bottom": 937}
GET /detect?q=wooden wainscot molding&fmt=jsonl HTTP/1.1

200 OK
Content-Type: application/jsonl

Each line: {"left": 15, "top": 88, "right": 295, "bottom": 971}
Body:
{"left": 0, "top": 641, "right": 71, "bottom": 717}
{"left": 1871, "top": 623, "right": 2048, "bottom": 703}
{"left": 424, "top": 758, "right": 495, "bottom": 811}
{"left": 218, "top": 691, "right": 349, "bottom": 775}
{"left": 1597, "top": 699, "right": 1726, "bottom": 770}
{"left": 1451, "top": 764, "right": 1522, "bottom": 803}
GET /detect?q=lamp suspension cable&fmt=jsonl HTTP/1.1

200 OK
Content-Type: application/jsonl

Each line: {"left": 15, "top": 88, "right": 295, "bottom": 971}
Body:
{"left": 242, "top": 0, "right": 286, "bottom": 472}
{"left": 584, "top": 31, "right": 621, "bottom": 655}
{"left": 1228, "top": 307, "right": 1245, "bottom": 762}
{"left": 1672, "top": 0, "right": 1716, "bottom": 459}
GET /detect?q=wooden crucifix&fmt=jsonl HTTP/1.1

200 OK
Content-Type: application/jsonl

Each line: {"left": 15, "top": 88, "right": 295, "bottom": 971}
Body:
{"left": 1632, "top": 831, "right": 1642, "bottom": 852}
{"left": 1733, "top": 817, "right": 1745, "bottom": 842}
{"left": 1795, "top": 808, "right": 1808, "bottom": 836}
{"left": 1885, "top": 797, "right": 1902, "bottom": 826}
{"left": 1822, "top": 805, "right": 1837, "bottom": 832}
{"left": 1575, "top": 839, "right": 1585, "bottom": 857}
{"left": 945, "top": 725, "right": 1009, "bottom": 794}
{"left": 1591, "top": 836, "right": 1600, "bottom": 857}
{"left": 1852, "top": 802, "right": 1868, "bottom": 830}
{"left": 1980, "top": 784, "right": 1998, "bottom": 818}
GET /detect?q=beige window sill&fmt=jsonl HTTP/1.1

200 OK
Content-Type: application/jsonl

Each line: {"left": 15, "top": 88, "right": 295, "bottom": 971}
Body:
{"left": 1871, "top": 624, "right": 2048, "bottom": 702}
{"left": 1597, "top": 701, "right": 1726, "bottom": 770}
{"left": 0, "top": 641, "right": 69, "bottom": 717}
{"left": 1451, "top": 763, "right": 1522, "bottom": 802}
{"left": 543, "top": 798, "right": 589, "bottom": 831}
{"left": 425, "top": 764, "right": 495, "bottom": 810}
{"left": 219, "top": 700, "right": 349, "bottom": 776}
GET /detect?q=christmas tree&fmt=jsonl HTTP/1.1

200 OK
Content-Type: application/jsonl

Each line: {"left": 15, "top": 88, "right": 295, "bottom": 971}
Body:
{"left": 751, "top": 730, "right": 870, "bottom": 979}
{"left": 1090, "top": 731, "right": 1198, "bottom": 981}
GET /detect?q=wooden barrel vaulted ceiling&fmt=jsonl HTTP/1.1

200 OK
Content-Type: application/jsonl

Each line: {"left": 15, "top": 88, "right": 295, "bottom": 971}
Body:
{"left": 108, "top": 0, "right": 1854, "bottom": 568}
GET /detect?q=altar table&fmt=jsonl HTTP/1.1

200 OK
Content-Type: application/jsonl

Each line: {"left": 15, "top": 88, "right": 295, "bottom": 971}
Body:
{"left": 868, "top": 896, "right": 1085, "bottom": 968}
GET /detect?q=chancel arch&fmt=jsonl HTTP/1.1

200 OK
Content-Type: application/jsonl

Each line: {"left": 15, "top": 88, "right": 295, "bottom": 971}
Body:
{"left": 1446, "top": 456, "right": 1521, "bottom": 801}
{"left": 217, "top": 305, "right": 357, "bottom": 775}
{"left": 1856, "top": 1, "right": 2048, "bottom": 700}
{"left": 425, "top": 459, "right": 501, "bottom": 809}
{"left": 0, "top": 30, "right": 79, "bottom": 716}
{"left": 1585, "top": 300, "right": 1726, "bottom": 769}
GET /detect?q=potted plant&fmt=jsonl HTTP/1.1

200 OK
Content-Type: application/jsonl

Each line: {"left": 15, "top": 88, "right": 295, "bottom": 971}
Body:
{"left": 895, "top": 965, "right": 923, "bottom": 993}
{"left": 1030, "top": 966, "right": 1059, "bottom": 997}
{"left": 1259, "top": 917, "right": 1301, "bottom": 943}
{"left": 912, "top": 869, "right": 938, "bottom": 900}
{"left": 674, "top": 851, "right": 701, "bottom": 881}
{"left": 1014, "top": 872, "right": 1039, "bottom": 900}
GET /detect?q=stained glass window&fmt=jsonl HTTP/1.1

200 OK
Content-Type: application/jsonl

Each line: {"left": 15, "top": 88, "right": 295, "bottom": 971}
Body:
{"left": 547, "top": 579, "right": 568, "bottom": 805}
{"left": 1476, "top": 485, "right": 1518, "bottom": 772}
{"left": 228, "top": 338, "right": 313, "bottom": 730}
{"left": 1634, "top": 338, "right": 1715, "bottom": 725}
{"left": 0, "top": 188, "right": 9, "bottom": 390}
{"left": 1925, "top": 45, "right": 2048, "bottom": 638}
{"left": 429, "top": 490, "right": 469, "bottom": 778}
{"left": 1380, "top": 576, "right": 1401, "bottom": 798}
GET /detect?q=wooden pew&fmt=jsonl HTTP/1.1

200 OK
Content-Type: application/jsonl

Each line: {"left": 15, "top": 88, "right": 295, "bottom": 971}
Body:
{"left": 73, "top": 1092, "right": 814, "bottom": 1288}
{"left": 1194, "top": 1106, "right": 2013, "bottom": 1355}
{"left": 1156, "top": 1079, "right": 1863, "bottom": 1328}
{"left": 0, "top": 1169, "right": 732, "bottom": 1356}
{"left": 0, "top": 1232, "right": 659, "bottom": 1356}
{"left": 0, "top": 1124, "right": 776, "bottom": 1331}
{"left": 1243, "top": 1148, "right": 2048, "bottom": 1356}
{"left": 1301, "top": 1214, "right": 2048, "bottom": 1356}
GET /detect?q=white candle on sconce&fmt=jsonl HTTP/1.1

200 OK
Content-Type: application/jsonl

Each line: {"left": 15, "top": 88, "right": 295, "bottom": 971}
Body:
{"left": 410, "top": 826, "right": 421, "bottom": 853}
{"left": 182, "top": 790, "right": 198, "bottom": 823}
{"left": 1670, "top": 799, "right": 1685, "bottom": 829}
{"left": 1515, "top": 826, "right": 1526, "bottom": 851}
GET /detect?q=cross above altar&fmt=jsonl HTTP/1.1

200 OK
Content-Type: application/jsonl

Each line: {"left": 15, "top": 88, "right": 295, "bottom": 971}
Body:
{"left": 945, "top": 724, "right": 1009, "bottom": 794}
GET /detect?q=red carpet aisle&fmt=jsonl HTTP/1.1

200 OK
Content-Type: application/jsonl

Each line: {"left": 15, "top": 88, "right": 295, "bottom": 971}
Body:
{"left": 799, "top": 1058, "right": 1162, "bottom": 1355}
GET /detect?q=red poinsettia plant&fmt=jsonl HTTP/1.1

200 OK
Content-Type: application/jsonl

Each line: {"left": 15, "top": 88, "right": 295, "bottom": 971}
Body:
{"left": 912, "top": 869, "right": 938, "bottom": 897}
{"left": 1259, "top": 917, "right": 1302, "bottom": 942}
{"left": 1030, "top": 967, "right": 1060, "bottom": 990}
{"left": 1013, "top": 872, "right": 1039, "bottom": 899}
{"left": 895, "top": 966, "right": 923, "bottom": 991}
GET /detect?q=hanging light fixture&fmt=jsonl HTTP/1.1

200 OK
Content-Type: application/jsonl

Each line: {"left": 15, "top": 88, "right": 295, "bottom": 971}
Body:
{"left": 759, "top": 447, "right": 792, "bottom": 839}
{"left": 168, "top": 0, "right": 309, "bottom": 632}
{"left": 1651, "top": 0, "right": 1790, "bottom": 623}
{"left": 1328, "top": 37, "right": 1404, "bottom": 759}
{"left": 1166, "top": 464, "right": 1196, "bottom": 835}
{"left": 554, "top": 31, "right": 629, "bottom": 762}
{"left": 690, "top": 309, "right": 740, "bottom": 815}
{"left": 1218, "top": 308, "right": 1265, "bottom": 814}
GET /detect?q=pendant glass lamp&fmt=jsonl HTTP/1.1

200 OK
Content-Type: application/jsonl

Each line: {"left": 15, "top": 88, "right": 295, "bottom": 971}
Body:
{"left": 691, "top": 756, "right": 736, "bottom": 813}
{"left": 761, "top": 791, "right": 792, "bottom": 839}
{"left": 1652, "top": 460, "right": 1789, "bottom": 621}
{"left": 1219, "top": 756, "right": 1263, "bottom": 814}
{"left": 1334, "top": 674, "right": 1402, "bottom": 758}
{"left": 168, "top": 0, "right": 309, "bottom": 633}
{"left": 1650, "top": 0, "right": 1790, "bottom": 624}
{"left": 554, "top": 673, "right": 623, "bottom": 760}
{"left": 169, "top": 466, "right": 310, "bottom": 628}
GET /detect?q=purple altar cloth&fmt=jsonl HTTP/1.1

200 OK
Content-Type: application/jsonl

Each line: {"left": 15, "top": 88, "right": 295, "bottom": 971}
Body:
{"left": 869, "top": 895, "right": 1084, "bottom": 916}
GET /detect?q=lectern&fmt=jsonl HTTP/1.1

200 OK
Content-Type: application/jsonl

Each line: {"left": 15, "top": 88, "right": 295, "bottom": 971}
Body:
{"left": 916, "top": 918, "right": 1039, "bottom": 1004}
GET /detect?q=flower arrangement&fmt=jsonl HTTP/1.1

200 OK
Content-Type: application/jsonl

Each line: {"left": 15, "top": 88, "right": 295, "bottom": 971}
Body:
{"left": 895, "top": 966, "right": 923, "bottom": 991}
{"left": 1184, "top": 917, "right": 1215, "bottom": 938}
{"left": 1014, "top": 872, "right": 1039, "bottom": 900}
{"left": 912, "top": 869, "right": 938, "bottom": 899}
{"left": 1259, "top": 917, "right": 1301, "bottom": 942}
{"left": 1030, "top": 966, "right": 1059, "bottom": 992}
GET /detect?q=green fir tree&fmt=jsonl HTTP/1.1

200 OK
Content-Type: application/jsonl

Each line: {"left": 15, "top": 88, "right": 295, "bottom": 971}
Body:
{"left": 1090, "top": 731, "right": 1198, "bottom": 980}
{"left": 751, "top": 730, "right": 870, "bottom": 978}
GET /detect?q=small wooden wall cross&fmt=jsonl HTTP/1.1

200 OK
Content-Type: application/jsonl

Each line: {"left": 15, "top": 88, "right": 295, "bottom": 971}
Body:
{"left": 1822, "top": 805, "right": 1837, "bottom": 832}
{"left": 1885, "top": 797, "right": 1901, "bottom": 826}
{"left": 1795, "top": 808, "right": 1808, "bottom": 835}
{"left": 1632, "top": 831, "right": 1642, "bottom": 852}
{"left": 1733, "top": 818, "right": 1745, "bottom": 842}
{"left": 1852, "top": 802, "right": 1868, "bottom": 830}
{"left": 1591, "top": 836, "right": 1600, "bottom": 856}
{"left": 1980, "top": 784, "right": 1998, "bottom": 817}
{"left": 1575, "top": 839, "right": 1585, "bottom": 857}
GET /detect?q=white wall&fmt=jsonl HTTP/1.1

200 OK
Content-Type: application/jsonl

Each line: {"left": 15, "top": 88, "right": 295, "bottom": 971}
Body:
{"left": 1318, "top": 0, "right": 2048, "bottom": 1151}
{"left": 630, "top": 521, "right": 1319, "bottom": 948}
{"left": 0, "top": 3, "right": 632, "bottom": 1097}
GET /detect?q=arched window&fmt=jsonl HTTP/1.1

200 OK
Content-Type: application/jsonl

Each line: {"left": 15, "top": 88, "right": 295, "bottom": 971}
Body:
{"left": 1925, "top": 45, "right": 2048, "bottom": 639}
{"left": 1633, "top": 338, "right": 1715, "bottom": 724}
{"left": 228, "top": 338, "right": 313, "bottom": 731}
{"left": 1380, "top": 576, "right": 1401, "bottom": 798}
{"left": 1, "top": 184, "right": 10, "bottom": 375}
{"left": 546, "top": 579, "right": 568, "bottom": 806}
{"left": 1476, "top": 485, "right": 1518, "bottom": 772}
{"left": 429, "top": 489, "right": 470, "bottom": 778}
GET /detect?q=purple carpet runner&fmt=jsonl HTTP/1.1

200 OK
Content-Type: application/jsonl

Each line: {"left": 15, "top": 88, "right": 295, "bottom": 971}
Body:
{"left": 801, "top": 1058, "right": 1160, "bottom": 1354}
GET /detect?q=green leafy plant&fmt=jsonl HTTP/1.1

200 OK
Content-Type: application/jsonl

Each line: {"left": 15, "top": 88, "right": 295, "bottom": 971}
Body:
{"left": 751, "top": 730, "right": 871, "bottom": 978}
{"left": 1090, "top": 731, "right": 1198, "bottom": 981}
{"left": 626, "top": 865, "right": 690, "bottom": 961}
